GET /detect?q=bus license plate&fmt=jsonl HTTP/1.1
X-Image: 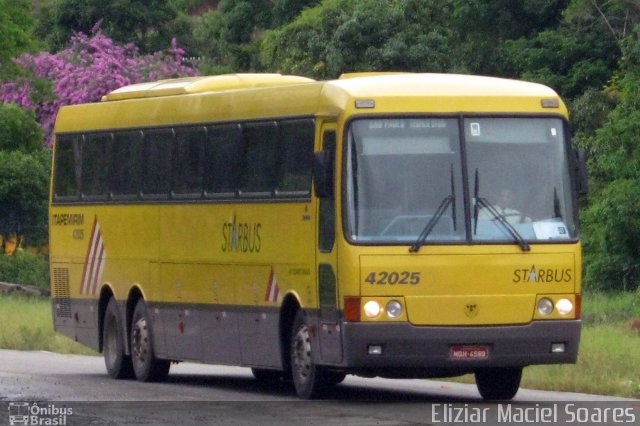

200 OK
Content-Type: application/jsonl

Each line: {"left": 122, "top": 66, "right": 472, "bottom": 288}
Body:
{"left": 450, "top": 345, "right": 489, "bottom": 360}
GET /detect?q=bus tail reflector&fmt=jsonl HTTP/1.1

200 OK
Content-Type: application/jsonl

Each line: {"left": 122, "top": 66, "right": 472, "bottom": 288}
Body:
{"left": 344, "top": 297, "right": 361, "bottom": 322}
{"left": 575, "top": 294, "right": 582, "bottom": 319}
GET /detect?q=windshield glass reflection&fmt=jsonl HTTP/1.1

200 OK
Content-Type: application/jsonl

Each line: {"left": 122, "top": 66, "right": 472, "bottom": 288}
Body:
{"left": 344, "top": 117, "right": 577, "bottom": 246}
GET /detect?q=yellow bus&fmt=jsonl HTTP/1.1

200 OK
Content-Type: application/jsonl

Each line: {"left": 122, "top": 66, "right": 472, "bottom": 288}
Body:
{"left": 50, "top": 72, "right": 585, "bottom": 400}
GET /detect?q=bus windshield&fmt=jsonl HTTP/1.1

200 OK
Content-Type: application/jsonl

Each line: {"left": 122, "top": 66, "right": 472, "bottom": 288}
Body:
{"left": 344, "top": 117, "right": 577, "bottom": 246}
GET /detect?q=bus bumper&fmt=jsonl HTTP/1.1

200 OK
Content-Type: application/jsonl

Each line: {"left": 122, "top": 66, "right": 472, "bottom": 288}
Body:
{"left": 339, "top": 320, "right": 580, "bottom": 373}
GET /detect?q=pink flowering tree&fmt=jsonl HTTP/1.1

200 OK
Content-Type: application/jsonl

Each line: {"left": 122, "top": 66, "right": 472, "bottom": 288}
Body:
{"left": 1, "top": 29, "right": 198, "bottom": 146}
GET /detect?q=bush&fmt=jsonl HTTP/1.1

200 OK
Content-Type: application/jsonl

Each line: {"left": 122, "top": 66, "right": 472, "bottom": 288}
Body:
{"left": 0, "top": 251, "right": 49, "bottom": 289}
{"left": 582, "top": 179, "right": 640, "bottom": 292}
{"left": 0, "top": 149, "right": 50, "bottom": 245}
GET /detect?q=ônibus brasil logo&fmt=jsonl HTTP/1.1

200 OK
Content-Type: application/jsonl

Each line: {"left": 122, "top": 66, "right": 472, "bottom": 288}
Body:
{"left": 8, "top": 402, "right": 73, "bottom": 426}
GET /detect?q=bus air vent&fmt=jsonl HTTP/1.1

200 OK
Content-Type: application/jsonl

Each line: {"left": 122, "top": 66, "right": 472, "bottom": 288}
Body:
{"left": 53, "top": 268, "right": 72, "bottom": 318}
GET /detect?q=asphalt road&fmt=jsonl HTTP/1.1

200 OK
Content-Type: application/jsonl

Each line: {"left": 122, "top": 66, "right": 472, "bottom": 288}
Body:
{"left": 0, "top": 349, "right": 637, "bottom": 426}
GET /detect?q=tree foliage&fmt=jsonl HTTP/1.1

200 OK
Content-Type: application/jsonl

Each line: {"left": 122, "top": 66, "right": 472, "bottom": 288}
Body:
{"left": 0, "top": 103, "right": 44, "bottom": 153}
{"left": 192, "top": 0, "right": 274, "bottom": 73}
{"left": 35, "top": 0, "right": 186, "bottom": 54}
{"left": 259, "top": 0, "right": 572, "bottom": 79}
{"left": 0, "top": 149, "right": 50, "bottom": 246}
{"left": 1, "top": 29, "right": 197, "bottom": 145}
{"left": 0, "top": 249, "right": 50, "bottom": 287}
{"left": 577, "top": 16, "right": 640, "bottom": 291}
{"left": 0, "top": 103, "right": 48, "bottom": 246}
{"left": 0, "top": 0, "right": 35, "bottom": 77}
{"left": 260, "top": 0, "right": 460, "bottom": 79}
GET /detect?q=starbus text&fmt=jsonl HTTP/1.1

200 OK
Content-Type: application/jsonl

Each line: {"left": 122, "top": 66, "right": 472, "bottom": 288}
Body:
{"left": 221, "top": 217, "right": 262, "bottom": 253}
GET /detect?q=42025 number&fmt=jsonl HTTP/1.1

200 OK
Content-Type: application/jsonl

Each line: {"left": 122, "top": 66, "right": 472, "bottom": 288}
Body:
{"left": 365, "top": 271, "right": 421, "bottom": 285}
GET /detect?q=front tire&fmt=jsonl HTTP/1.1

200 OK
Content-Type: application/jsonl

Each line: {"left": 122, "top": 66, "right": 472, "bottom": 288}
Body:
{"left": 130, "top": 299, "right": 170, "bottom": 382}
{"left": 475, "top": 367, "right": 522, "bottom": 400}
{"left": 103, "top": 298, "right": 134, "bottom": 379}
{"left": 290, "top": 310, "right": 328, "bottom": 399}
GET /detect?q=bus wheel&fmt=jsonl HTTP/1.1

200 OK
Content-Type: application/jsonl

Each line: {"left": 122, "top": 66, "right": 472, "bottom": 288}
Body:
{"left": 290, "top": 310, "right": 327, "bottom": 399}
{"left": 103, "top": 298, "right": 133, "bottom": 379}
{"left": 475, "top": 367, "right": 522, "bottom": 400}
{"left": 130, "top": 299, "right": 170, "bottom": 382}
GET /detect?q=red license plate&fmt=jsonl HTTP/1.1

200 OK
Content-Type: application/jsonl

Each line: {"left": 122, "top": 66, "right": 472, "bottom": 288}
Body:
{"left": 450, "top": 345, "right": 489, "bottom": 360}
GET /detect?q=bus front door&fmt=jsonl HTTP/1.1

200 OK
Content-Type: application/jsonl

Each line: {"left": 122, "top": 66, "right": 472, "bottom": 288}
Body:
{"left": 316, "top": 125, "right": 342, "bottom": 364}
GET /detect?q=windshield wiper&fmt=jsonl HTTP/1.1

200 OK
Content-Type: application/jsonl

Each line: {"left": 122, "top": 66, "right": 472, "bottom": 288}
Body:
{"left": 553, "top": 187, "right": 562, "bottom": 218}
{"left": 473, "top": 169, "right": 530, "bottom": 252}
{"left": 409, "top": 165, "right": 456, "bottom": 253}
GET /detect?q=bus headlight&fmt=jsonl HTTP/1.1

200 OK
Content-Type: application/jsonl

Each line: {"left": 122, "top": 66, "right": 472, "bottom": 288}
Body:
{"left": 537, "top": 298, "right": 554, "bottom": 316}
{"left": 386, "top": 300, "right": 403, "bottom": 318}
{"left": 556, "top": 298, "right": 573, "bottom": 316}
{"left": 364, "top": 301, "right": 382, "bottom": 318}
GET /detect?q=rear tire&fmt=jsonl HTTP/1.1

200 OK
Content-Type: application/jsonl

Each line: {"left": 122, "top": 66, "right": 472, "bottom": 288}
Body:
{"left": 130, "top": 299, "right": 170, "bottom": 382}
{"left": 290, "top": 310, "right": 329, "bottom": 399}
{"left": 103, "top": 298, "right": 134, "bottom": 379}
{"left": 475, "top": 367, "right": 522, "bottom": 400}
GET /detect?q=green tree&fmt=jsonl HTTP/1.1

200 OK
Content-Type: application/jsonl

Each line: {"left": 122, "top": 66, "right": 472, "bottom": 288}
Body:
{"left": 501, "top": 26, "right": 618, "bottom": 98}
{"left": 450, "top": 0, "right": 570, "bottom": 75}
{"left": 565, "top": 0, "right": 640, "bottom": 46}
{"left": 35, "top": 0, "right": 187, "bottom": 53}
{"left": 0, "top": 103, "right": 43, "bottom": 153}
{"left": 578, "top": 21, "right": 640, "bottom": 291}
{"left": 259, "top": 0, "right": 573, "bottom": 79}
{"left": 0, "top": 103, "right": 48, "bottom": 246}
{"left": 0, "top": 0, "right": 35, "bottom": 77}
{"left": 0, "top": 149, "right": 50, "bottom": 246}
{"left": 272, "top": 0, "right": 321, "bottom": 27}
{"left": 192, "top": 0, "right": 273, "bottom": 73}
{"left": 582, "top": 179, "right": 640, "bottom": 291}
{"left": 260, "top": 0, "right": 459, "bottom": 79}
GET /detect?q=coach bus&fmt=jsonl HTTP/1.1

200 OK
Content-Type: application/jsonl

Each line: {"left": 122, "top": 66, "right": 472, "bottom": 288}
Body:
{"left": 50, "top": 72, "right": 585, "bottom": 400}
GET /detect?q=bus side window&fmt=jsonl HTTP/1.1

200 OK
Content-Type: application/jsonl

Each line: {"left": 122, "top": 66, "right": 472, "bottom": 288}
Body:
{"left": 81, "top": 133, "right": 111, "bottom": 199}
{"left": 142, "top": 128, "right": 173, "bottom": 198}
{"left": 172, "top": 126, "right": 205, "bottom": 198}
{"left": 276, "top": 119, "right": 314, "bottom": 196}
{"left": 204, "top": 124, "right": 242, "bottom": 198}
{"left": 110, "top": 130, "right": 144, "bottom": 199}
{"left": 53, "top": 134, "right": 81, "bottom": 200}
{"left": 240, "top": 122, "right": 279, "bottom": 196}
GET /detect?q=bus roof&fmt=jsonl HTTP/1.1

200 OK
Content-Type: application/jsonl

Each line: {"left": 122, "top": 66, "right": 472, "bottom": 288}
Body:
{"left": 325, "top": 73, "right": 566, "bottom": 117}
{"left": 55, "top": 73, "right": 567, "bottom": 133}
{"left": 330, "top": 72, "right": 559, "bottom": 98}
{"left": 101, "top": 74, "right": 316, "bottom": 101}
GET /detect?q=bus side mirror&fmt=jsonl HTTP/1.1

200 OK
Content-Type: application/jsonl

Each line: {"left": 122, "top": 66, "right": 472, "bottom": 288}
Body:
{"left": 313, "top": 150, "right": 334, "bottom": 199}
{"left": 573, "top": 147, "right": 588, "bottom": 196}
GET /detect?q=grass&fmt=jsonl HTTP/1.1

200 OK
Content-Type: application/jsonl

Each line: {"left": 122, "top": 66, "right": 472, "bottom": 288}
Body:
{"left": 0, "top": 293, "right": 96, "bottom": 355}
{"left": 519, "top": 290, "right": 640, "bottom": 398}
{"left": 581, "top": 290, "right": 640, "bottom": 325}
{"left": 0, "top": 291, "right": 638, "bottom": 398}
{"left": 521, "top": 324, "right": 640, "bottom": 398}
{"left": 449, "top": 289, "right": 640, "bottom": 398}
